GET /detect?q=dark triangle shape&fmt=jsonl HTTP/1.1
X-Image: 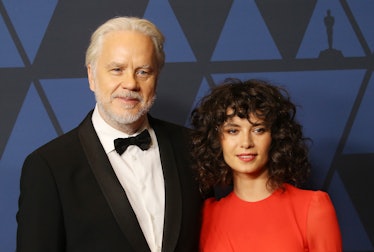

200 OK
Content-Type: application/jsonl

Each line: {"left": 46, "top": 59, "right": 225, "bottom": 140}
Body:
{"left": 337, "top": 153, "right": 374, "bottom": 244}
{"left": 32, "top": 0, "right": 149, "bottom": 78}
{"left": 255, "top": 0, "right": 317, "bottom": 59}
{"left": 169, "top": 0, "right": 233, "bottom": 62}
{"left": 0, "top": 68, "right": 31, "bottom": 159}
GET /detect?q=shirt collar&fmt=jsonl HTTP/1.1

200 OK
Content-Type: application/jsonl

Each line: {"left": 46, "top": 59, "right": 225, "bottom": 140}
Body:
{"left": 91, "top": 105, "right": 150, "bottom": 154}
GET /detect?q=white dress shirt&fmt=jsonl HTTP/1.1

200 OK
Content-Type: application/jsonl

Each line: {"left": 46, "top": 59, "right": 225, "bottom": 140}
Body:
{"left": 91, "top": 106, "right": 165, "bottom": 252}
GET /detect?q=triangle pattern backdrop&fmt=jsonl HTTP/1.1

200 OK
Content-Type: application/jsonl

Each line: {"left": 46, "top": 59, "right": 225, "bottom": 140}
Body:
{"left": 1, "top": 0, "right": 373, "bottom": 251}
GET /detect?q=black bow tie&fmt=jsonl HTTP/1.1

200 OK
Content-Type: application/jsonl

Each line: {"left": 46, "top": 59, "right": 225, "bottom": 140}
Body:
{"left": 114, "top": 129, "right": 152, "bottom": 155}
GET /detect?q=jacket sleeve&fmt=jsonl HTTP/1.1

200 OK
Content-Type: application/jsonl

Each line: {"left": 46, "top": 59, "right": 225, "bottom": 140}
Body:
{"left": 16, "top": 152, "right": 65, "bottom": 252}
{"left": 306, "top": 191, "right": 342, "bottom": 252}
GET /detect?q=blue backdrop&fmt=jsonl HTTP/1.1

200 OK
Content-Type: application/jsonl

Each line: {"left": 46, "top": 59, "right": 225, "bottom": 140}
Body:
{"left": 1, "top": 0, "right": 373, "bottom": 251}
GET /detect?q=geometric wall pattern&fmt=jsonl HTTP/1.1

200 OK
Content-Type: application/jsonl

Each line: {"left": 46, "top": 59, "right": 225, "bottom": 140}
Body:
{"left": 1, "top": 0, "right": 373, "bottom": 251}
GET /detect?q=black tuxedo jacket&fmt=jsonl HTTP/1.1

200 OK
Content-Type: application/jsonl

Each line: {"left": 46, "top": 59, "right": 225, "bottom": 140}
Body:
{"left": 17, "top": 112, "right": 202, "bottom": 252}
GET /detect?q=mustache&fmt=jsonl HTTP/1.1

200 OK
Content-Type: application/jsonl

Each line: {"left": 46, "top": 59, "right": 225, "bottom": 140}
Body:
{"left": 112, "top": 91, "right": 143, "bottom": 101}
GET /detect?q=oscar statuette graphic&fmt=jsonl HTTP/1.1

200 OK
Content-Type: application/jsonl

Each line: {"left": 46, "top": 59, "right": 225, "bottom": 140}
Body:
{"left": 319, "top": 9, "right": 343, "bottom": 59}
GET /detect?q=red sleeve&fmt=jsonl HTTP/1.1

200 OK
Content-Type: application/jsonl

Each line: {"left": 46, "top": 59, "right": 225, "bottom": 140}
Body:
{"left": 306, "top": 191, "right": 342, "bottom": 252}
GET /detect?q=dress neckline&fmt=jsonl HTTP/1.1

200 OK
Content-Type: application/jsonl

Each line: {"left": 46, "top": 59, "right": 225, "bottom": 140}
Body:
{"left": 229, "top": 186, "right": 285, "bottom": 204}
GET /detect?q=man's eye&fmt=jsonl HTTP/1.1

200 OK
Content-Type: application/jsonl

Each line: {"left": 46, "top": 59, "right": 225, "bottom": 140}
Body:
{"left": 136, "top": 69, "right": 149, "bottom": 76}
{"left": 111, "top": 68, "right": 122, "bottom": 73}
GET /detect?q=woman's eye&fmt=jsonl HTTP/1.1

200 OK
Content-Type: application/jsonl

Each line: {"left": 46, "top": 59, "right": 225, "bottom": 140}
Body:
{"left": 253, "top": 127, "right": 266, "bottom": 134}
{"left": 226, "top": 129, "right": 238, "bottom": 134}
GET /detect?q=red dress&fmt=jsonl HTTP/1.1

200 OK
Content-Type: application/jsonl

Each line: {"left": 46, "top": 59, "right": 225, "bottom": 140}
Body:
{"left": 200, "top": 184, "right": 342, "bottom": 252}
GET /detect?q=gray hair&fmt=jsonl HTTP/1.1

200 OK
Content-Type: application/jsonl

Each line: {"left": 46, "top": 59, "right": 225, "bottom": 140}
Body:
{"left": 85, "top": 16, "right": 165, "bottom": 70}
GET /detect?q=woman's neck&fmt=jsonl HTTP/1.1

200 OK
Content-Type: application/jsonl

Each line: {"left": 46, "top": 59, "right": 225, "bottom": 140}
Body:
{"left": 233, "top": 175, "right": 273, "bottom": 202}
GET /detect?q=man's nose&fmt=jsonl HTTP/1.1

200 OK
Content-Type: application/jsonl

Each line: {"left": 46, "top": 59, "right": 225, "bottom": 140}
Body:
{"left": 120, "top": 71, "right": 138, "bottom": 90}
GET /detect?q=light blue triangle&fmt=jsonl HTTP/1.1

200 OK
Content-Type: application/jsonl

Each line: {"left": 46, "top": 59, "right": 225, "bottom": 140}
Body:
{"left": 211, "top": 0, "right": 281, "bottom": 61}
{"left": 0, "top": 82, "right": 57, "bottom": 252}
{"left": 143, "top": 0, "right": 196, "bottom": 62}
{"left": 297, "top": 0, "right": 364, "bottom": 58}
{"left": 344, "top": 74, "right": 374, "bottom": 154}
{"left": 329, "top": 172, "right": 373, "bottom": 250}
{"left": 212, "top": 70, "right": 364, "bottom": 188}
{"left": 41, "top": 78, "right": 96, "bottom": 133}
{"left": 0, "top": 14, "right": 23, "bottom": 67}
{"left": 3, "top": 0, "right": 58, "bottom": 63}
{"left": 347, "top": 0, "right": 374, "bottom": 53}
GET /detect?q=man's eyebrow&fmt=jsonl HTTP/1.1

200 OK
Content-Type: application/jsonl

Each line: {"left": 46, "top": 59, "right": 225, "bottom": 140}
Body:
{"left": 106, "top": 62, "right": 124, "bottom": 68}
{"left": 138, "top": 64, "right": 153, "bottom": 69}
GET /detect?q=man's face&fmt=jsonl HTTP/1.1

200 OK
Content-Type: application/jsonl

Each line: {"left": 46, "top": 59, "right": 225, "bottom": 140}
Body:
{"left": 87, "top": 30, "right": 158, "bottom": 131}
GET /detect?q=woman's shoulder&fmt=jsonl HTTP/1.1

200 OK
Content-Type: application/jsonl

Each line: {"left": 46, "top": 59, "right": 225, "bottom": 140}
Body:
{"left": 204, "top": 194, "right": 228, "bottom": 206}
{"left": 285, "top": 183, "right": 327, "bottom": 196}
{"left": 283, "top": 184, "right": 332, "bottom": 208}
{"left": 203, "top": 192, "right": 234, "bottom": 211}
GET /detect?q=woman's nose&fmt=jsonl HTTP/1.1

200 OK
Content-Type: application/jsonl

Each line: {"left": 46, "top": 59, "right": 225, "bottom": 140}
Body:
{"left": 241, "top": 133, "right": 254, "bottom": 148}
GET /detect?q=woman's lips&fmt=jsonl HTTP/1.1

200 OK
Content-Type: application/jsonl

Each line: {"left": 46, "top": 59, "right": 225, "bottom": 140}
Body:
{"left": 237, "top": 153, "right": 256, "bottom": 162}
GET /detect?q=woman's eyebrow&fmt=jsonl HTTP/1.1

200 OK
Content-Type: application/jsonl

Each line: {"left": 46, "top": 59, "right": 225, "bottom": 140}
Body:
{"left": 222, "top": 122, "right": 239, "bottom": 127}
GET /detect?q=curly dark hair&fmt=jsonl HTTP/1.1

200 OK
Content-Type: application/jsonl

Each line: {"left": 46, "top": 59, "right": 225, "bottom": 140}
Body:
{"left": 190, "top": 78, "right": 311, "bottom": 196}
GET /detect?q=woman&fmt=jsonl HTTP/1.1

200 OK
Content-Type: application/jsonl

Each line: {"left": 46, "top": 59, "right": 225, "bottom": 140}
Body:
{"left": 190, "top": 78, "right": 342, "bottom": 251}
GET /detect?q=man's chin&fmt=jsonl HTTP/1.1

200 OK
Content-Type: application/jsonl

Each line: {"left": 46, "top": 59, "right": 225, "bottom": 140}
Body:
{"left": 113, "top": 112, "right": 144, "bottom": 125}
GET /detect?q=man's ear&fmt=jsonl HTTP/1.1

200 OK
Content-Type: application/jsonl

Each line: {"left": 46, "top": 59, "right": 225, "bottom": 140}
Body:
{"left": 87, "top": 64, "right": 95, "bottom": 91}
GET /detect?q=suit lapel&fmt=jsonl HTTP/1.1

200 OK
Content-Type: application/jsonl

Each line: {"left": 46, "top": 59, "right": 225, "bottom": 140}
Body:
{"left": 78, "top": 113, "right": 151, "bottom": 252}
{"left": 150, "top": 117, "right": 182, "bottom": 252}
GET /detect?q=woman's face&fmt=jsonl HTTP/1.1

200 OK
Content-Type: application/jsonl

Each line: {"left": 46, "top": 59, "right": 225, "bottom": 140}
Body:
{"left": 220, "top": 111, "right": 272, "bottom": 181}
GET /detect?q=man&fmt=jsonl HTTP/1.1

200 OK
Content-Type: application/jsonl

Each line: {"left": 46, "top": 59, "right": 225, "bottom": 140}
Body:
{"left": 17, "top": 16, "right": 202, "bottom": 252}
